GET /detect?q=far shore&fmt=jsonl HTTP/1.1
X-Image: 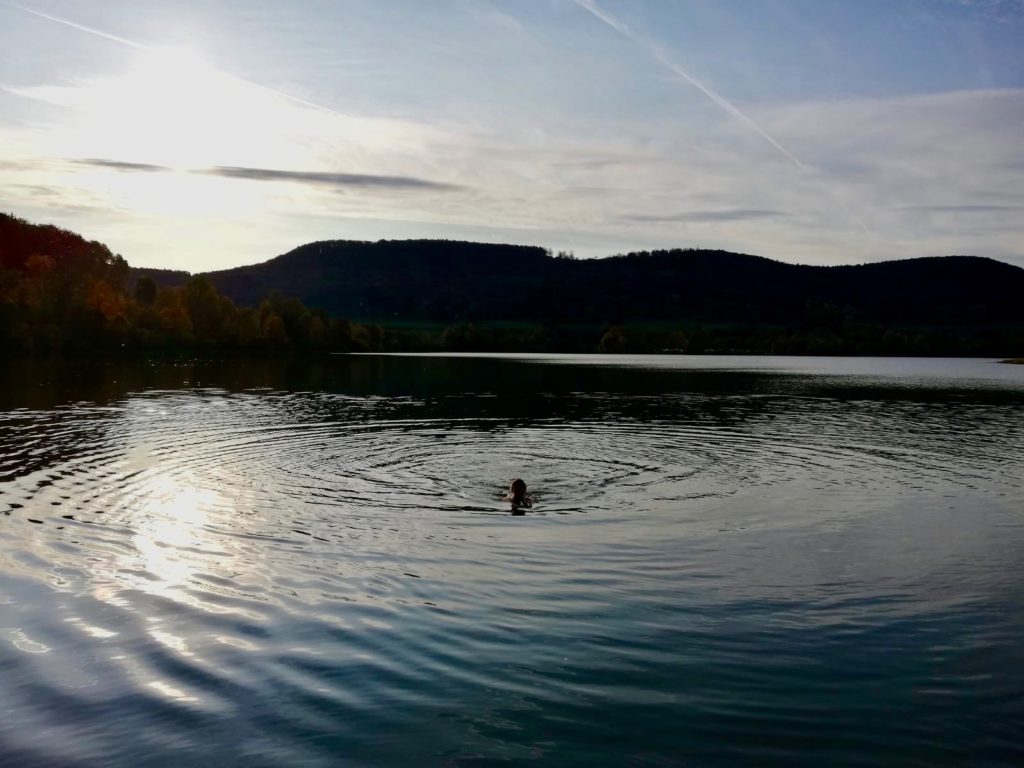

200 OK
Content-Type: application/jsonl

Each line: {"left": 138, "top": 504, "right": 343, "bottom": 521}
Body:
{"left": 1002, "top": 358, "right": 1024, "bottom": 364}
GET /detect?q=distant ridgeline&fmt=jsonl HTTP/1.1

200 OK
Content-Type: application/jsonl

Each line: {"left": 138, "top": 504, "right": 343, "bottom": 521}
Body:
{"left": 3, "top": 212, "right": 1023, "bottom": 356}
{"left": 200, "top": 238, "right": 1024, "bottom": 355}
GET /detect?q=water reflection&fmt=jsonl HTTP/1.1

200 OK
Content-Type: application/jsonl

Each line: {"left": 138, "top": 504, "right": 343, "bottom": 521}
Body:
{"left": 127, "top": 476, "right": 219, "bottom": 596}
{"left": 0, "top": 355, "right": 1022, "bottom": 766}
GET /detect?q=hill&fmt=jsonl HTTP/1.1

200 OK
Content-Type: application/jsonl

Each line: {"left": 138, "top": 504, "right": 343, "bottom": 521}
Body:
{"left": 202, "top": 239, "right": 1024, "bottom": 327}
{"left": 130, "top": 265, "right": 191, "bottom": 288}
{"left": 203, "top": 240, "right": 551, "bottom": 323}
{"left": 4, "top": 211, "right": 1023, "bottom": 356}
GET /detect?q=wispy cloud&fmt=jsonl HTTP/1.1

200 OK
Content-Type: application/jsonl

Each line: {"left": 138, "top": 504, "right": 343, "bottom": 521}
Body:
{"left": 1, "top": 0, "right": 348, "bottom": 118}
{"left": 0, "top": 159, "right": 34, "bottom": 171}
{"left": 77, "top": 158, "right": 169, "bottom": 173}
{"left": 200, "top": 166, "right": 463, "bottom": 191}
{"left": 72, "top": 157, "right": 463, "bottom": 191}
{"left": 621, "top": 209, "right": 787, "bottom": 223}
{"left": 570, "top": 0, "right": 872, "bottom": 234}
{"left": 900, "top": 204, "right": 1024, "bottom": 214}
{"left": 949, "top": 0, "right": 1024, "bottom": 24}
{"left": 572, "top": 0, "right": 807, "bottom": 172}
{"left": 2, "top": 0, "right": 1022, "bottom": 270}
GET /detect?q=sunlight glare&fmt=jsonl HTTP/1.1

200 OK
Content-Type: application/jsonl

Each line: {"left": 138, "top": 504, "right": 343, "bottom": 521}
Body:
{"left": 74, "top": 44, "right": 305, "bottom": 170}
{"left": 35, "top": 44, "right": 330, "bottom": 216}
{"left": 10, "top": 36, "right": 462, "bottom": 236}
{"left": 131, "top": 475, "right": 219, "bottom": 595}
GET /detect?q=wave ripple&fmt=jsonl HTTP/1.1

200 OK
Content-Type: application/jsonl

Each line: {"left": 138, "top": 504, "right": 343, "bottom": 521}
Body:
{"left": 1, "top": 355, "right": 1023, "bottom": 766}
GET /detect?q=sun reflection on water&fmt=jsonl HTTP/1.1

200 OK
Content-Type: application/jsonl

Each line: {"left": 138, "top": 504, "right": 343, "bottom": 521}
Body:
{"left": 132, "top": 476, "right": 219, "bottom": 591}
{"left": 88, "top": 471, "right": 241, "bottom": 657}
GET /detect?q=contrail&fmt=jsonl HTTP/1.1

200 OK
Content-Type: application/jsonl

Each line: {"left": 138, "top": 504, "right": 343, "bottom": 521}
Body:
{"left": 0, "top": 0, "right": 346, "bottom": 118}
{"left": 574, "top": 0, "right": 872, "bottom": 231}
{"left": 1, "top": 0, "right": 142, "bottom": 48}
{"left": 573, "top": 0, "right": 806, "bottom": 171}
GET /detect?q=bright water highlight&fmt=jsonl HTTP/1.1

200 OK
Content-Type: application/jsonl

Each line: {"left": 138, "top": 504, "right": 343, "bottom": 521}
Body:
{"left": 1, "top": 355, "right": 1022, "bottom": 766}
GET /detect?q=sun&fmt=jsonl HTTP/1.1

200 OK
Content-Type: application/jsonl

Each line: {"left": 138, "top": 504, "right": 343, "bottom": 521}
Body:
{"left": 28, "top": 41, "right": 329, "bottom": 172}
{"left": 33, "top": 44, "right": 326, "bottom": 216}
{"left": 89, "top": 45, "right": 285, "bottom": 170}
{"left": 11, "top": 37, "right": 430, "bottom": 224}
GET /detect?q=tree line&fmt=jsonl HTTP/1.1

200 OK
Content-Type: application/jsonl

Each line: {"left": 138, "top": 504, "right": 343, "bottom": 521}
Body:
{"left": 0, "top": 213, "right": 384, "bottom": 355}
{"left": 364, "top": 319, "right": 1024, "bottom": 357}
{"left": 3, "top": 212, "right": 1021, "bottom": 357}
{"left": 201, "top": 239, "right": 1024, "bottom": 329}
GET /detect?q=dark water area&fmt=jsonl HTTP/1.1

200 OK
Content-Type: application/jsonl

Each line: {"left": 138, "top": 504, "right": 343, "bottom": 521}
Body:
{"left": 1, "top": 353, "right": 1022, "bottom": 767}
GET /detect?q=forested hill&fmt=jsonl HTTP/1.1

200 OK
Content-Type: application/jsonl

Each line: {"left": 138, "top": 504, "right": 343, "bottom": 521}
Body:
{"left": 5, "top": 210, "right": 1023, "bottom": 356}
{"left": 0, "top": 213, "right": 376, "bottom": 354}
{"left": 201, "top": 239, "right": 1024, "bottom": 326}
{"left": 202, "top": 239, "right": 552, "bottom": 323}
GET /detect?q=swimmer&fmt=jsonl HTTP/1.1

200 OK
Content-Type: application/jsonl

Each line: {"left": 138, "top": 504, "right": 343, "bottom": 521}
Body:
{"left": 503, "top": 478, "right": 532, "bottom": 509}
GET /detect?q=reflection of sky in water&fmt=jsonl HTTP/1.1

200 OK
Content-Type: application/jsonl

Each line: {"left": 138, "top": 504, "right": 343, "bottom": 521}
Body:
{"left": 0, "top": 356, "right": 1021, "bottom": 766}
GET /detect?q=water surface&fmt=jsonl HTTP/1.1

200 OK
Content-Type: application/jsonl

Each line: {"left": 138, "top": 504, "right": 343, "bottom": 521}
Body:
{"left": 1, "top": 355, "right": 1022, "bottom": 766}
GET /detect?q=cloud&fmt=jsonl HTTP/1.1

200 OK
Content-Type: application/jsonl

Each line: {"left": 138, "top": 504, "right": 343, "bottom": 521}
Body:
{"left": 900, "top": 204, "right": 1024, "bottom": 214}
{"left": 949, "top": 0, "right": 1024, "bottom": 24}
{"left": 622, "top": 209, "right": 787, "bottom": 223}
{"left": 199, "top": 166, "right": 464, "bottom": 191}
{"left": 572, "top": 0, "right": 807, "bottom": 172}
{"left": 463, "top": 1, "right": 526, "bottom": 33}
{"left": 1, "top": 1, "right": 353, "bottom": 118}
{"left": 0, "top": 159, "right": 34, "bottom": 171}
{"left": 68, "top": 157, "right": 463, "bottom": 191}
{"left": 758, "top": 87, "right": 1024, "bottom": 225}
{"left": 570, "top": 0, "right": 874, "bottom": 233}
{"left": 77, "top": 158, "right": 170, "bottom": 173}
{"left": 3, "top": 32, "right": 1022, "bottom": 270}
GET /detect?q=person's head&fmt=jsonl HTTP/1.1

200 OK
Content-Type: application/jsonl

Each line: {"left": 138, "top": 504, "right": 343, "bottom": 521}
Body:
{"left": 509, "top": 478, "right": 527, "bottom": 502}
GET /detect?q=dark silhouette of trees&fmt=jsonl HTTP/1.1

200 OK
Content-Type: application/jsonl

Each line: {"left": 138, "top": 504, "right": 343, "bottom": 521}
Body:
{"left": 134, "top": 276, "right": 157, "bottom": 306}
{"left": 3, "top": 211, "right": 1023, "bottom": 357}
{"left": 197, "top": 239, "right": 1024, "bottom": 336}
{"left": 0, "top": 213, "right": 386, "bottom": 356}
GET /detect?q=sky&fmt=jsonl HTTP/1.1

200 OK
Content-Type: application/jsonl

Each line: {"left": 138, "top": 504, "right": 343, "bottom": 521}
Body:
{"left": 1, "top": 0, "right": 1023, "bottom": 271}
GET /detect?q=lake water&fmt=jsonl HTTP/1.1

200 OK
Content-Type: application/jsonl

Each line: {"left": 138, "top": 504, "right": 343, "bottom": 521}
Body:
{"left": 1, "top": 354, "right": 1022, "bottom": 767}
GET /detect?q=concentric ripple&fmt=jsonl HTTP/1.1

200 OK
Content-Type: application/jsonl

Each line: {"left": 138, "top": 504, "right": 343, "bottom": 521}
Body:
{"left": 1, "top": 354, "right": 1023, "bottom": 767}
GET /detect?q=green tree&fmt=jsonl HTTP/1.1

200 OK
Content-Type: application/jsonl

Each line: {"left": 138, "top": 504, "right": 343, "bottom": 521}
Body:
{"left": 156, "top": 287, "right": 193, "bottom": 342}
{"left": 185, "top": 277, "right": 224, "bottom": 342}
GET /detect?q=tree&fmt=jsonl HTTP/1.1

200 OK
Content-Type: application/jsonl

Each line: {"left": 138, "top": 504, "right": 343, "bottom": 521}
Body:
{"left": 156, "top": 287, "right": 193, "bottom": 341}
{"left": 134, "top": 276, "right": 158, "bottom": 306}
{"left": 262, "top": 312, "right": 288, "bottom": 345}
{"left": 185, "top": 277, "right": 224, "bottom": 341}
{"left": 85, "top": 279, "right": 128, "bottom": 325}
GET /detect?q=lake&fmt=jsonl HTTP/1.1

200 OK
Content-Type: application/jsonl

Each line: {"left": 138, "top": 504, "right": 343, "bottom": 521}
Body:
{"left": 1, "top": 354, "right": 1022, "bottom": 767}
